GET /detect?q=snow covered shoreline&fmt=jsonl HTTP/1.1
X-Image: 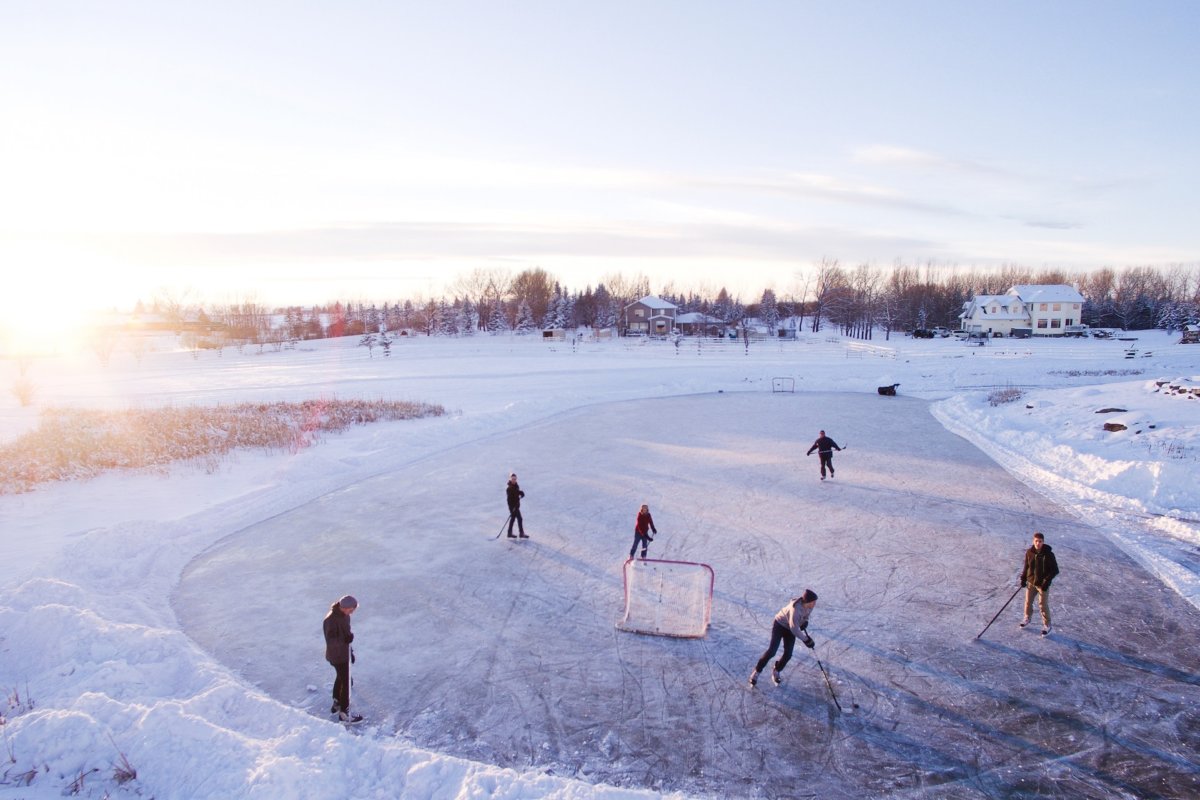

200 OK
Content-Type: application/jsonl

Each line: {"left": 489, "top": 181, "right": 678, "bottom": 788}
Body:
{"left": 2, "top": 332, "right": 1197, "bottom": 799}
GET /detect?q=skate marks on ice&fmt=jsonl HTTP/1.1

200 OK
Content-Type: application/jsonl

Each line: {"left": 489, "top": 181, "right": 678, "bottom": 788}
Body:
{"left": 175, "top": 392, "right": 1200, "bottom": 799}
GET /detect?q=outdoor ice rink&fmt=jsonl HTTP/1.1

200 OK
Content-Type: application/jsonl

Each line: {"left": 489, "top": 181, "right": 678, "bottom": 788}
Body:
{"left": 177, "top": 390, "right": 1200, "bottom": 799}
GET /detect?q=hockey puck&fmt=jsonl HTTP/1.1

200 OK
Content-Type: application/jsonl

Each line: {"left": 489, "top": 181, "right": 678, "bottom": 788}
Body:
{"left": 852, "top": 703, "right": 860, "bottom": 709}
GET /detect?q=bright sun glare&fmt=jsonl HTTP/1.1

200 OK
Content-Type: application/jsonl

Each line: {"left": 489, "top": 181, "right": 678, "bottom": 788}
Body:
{"left": 1, "top": 263, "right": 133, "bottom": 357}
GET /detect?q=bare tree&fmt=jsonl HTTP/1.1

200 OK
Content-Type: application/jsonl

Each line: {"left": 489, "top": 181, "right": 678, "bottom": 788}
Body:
{"left": 450, "top": 268, "right": 511, "bottom": 334}
{"left": 810, "top": 257, "right": 849, "bottom": 333}
{"left": 510, "top": 268, "right": 556, "bottom": 326}
{"left": 601, "top": 272, "right": 651, "bottom": 308}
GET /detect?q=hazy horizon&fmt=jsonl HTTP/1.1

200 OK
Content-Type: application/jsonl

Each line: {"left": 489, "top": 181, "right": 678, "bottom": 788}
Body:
{"left": 3, "top": 2, "right": 1198, "bottom": 324}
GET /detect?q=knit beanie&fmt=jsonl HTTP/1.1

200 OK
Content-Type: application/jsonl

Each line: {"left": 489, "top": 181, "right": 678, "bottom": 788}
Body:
{"left": 800, "top": 589, "right": 818, "bottom": 604}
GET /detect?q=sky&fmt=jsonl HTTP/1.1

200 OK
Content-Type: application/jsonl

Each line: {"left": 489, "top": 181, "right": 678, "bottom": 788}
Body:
{"left": 1, "top": 331, "right": 1197, "bottom": 798}
{"left": 2, "top": 1, "right": 1199, "bottom": 319}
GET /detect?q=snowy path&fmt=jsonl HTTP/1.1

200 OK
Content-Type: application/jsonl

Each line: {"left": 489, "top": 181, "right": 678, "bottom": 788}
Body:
{"left": 176, "top": 391, "right": 1200, "bottom": 798}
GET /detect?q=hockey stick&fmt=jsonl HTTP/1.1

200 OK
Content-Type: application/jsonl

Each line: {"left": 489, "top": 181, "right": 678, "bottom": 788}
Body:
{"left": 975, "top": 586, "right": 1022, "bottom": 640}
{"left": 814, "top": 653, "right": 844, "bottom": 713}
{"left": 493, "top": 514, "right": 514, "bottom": 540}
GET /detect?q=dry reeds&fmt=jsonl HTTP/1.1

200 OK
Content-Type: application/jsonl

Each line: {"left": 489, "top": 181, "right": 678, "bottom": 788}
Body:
{"left": 0, "top": 398, "right": 444, "bottom": 494}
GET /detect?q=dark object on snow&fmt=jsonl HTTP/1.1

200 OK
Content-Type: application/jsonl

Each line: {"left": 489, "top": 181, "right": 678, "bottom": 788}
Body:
{"left": 1103, "top": 422, "right": 1128, "bottom": 432}
{"left": 877, "top": 383, "right": 899, "bottom": 396}
{"left": 1095, "top": 407, "right": 1127, "bottom": 414}
{"left": 976, "top": 586, "right": 1022, "bottom": 639}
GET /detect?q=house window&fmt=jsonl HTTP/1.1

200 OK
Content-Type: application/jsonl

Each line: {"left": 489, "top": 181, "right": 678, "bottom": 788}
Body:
{"left": 990, "top": 305, "right": 999, "bottom": 314}
{"left": 1053, "top": 303, "right": 1061, "bottom": 311}
{"left": 1040, "top": 303, "right": 1047, "bottom": 311}
{"left": 1065, "top": 318, "right": 1075, "bottom": 327}
{"left": 1050, "top": 319, "right": 1061, "bottom": 328}
{"left": 1037, "top": 319, "right": 1048, "bottom": 329}
{"left": 635, "top": 309, "right": 645, "bottom": 318}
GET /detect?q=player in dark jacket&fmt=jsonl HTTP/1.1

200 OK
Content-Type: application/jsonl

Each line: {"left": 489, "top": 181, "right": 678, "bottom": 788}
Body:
{"left": 1019, "top": 532, "right": 1060, "bottom": 636}
{"left": 506, "top": 473, "right": 528, "bottom": 538}
{"left": 806, "top": 430, "right": 842, "bottom": 480}
{"left": 629, "top": 503, "right": 658, "bottom": 560}
{"left": 323, "top": 595, "right": 362, "bottom": 722}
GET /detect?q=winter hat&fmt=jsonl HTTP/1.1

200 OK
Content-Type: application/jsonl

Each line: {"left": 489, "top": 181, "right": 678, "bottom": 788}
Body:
{"left": 338, "top": 595, "right": 359, "bottom": 610}
{"left": 800, "top": 589, "right": 818, "bottom": 604}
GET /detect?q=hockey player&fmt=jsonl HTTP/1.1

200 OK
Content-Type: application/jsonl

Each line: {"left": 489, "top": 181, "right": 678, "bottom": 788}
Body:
{"left": 806, "top": 430, "right": 842, "bottom": 480}
{"left": 750, "top": 589, "right": 817, "bottom": 686}
{"left": 506, "top": 473, "right": 528, "bottom": 538}
{"left": 629, "top": 503, "right": 658, "bottom": 560}
{"left": 323, "top": 594, "right": 363, "bottom": 723}
{"left": 1019, "top": 531, "right": 1060, "bottom": 636}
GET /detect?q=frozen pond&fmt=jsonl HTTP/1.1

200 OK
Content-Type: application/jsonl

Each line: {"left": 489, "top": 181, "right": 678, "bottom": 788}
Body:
{"left": 177, "top": 391, "right": 1200, "bottom": 798}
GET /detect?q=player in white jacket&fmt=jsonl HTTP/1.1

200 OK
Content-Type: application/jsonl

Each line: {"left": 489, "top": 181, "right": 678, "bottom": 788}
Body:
{"left": 750, "top": 589, "right": 817, "bottom": 686}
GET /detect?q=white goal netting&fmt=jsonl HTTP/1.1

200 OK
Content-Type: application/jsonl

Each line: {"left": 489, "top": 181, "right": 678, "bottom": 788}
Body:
{"left": 617, "top": 558, "right": 715, "bottom": 638}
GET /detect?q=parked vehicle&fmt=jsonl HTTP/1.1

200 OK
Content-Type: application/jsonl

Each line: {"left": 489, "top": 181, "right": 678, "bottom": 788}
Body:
{"left": 932, "top": 327, "right": 952, "bottom": 338}
{"left": 911, "top": 329, "right": 935, "bottom": 339}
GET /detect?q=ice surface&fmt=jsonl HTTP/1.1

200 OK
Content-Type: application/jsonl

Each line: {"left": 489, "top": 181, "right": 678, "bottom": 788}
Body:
{"left": 2, "top": 332, "right": 1198, "bottom": 798}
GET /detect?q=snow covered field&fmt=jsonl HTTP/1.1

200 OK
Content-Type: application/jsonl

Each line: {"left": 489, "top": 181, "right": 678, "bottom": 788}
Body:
{"left": 2, "top": 331, "right": 1198, "bottom": 799}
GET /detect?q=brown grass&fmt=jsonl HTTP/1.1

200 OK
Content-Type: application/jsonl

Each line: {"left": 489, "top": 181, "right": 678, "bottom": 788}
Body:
{"left": 0, "top": 398, "right": 445, "bottom": 494}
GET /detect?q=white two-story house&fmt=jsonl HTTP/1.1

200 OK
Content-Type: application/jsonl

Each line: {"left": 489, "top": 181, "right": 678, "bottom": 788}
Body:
{"left": 959, "top": 284, "right": 1085, "bottom": 337}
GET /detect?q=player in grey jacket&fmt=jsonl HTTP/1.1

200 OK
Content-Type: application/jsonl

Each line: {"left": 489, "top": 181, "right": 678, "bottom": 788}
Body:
{"left": 750, "top": 589, "right": 817, "bottom": 686}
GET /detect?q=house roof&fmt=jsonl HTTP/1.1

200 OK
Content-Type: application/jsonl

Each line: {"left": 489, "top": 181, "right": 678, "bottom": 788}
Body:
{"left": 1009, "top": 284, "right": 1084, "bottom": 304}
{"left": 676, "top": 312, "right": 723, "bottom": 324}
{"left": 962, "top": 294, "right": 1027, "bottom": 321}
{"left": 628, "top": 295, "right": 678, "bottom": 311}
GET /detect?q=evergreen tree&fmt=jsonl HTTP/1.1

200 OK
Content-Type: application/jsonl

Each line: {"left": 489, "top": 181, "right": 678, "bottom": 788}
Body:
{"left": 593, "top": 284, "right": 615, "bottom": 329}
{"left": 515, "top": 299, "right": 536, "bottom": 333}
{"left": 438, "top": 299, "right": 457, "bottom": 336}
{"left": 712, "top": 288, "right": 733, "bottom": 322}
{"left": 487, "top": 302, "right": 509, "bottom": 333}
{"left": 359, "top": 332, "right": 377, "bottom": 356}
{"left": 760, "top": 289, "right": 779, "bottom": 332}
{"left": 557, "top": 291, "right": 575, "bottom": 330}
{"left": 543, "top": 284, "right": 565, "bottom": 329}
{"left": 457, "top": 298, "right": 478, "bottom": 335}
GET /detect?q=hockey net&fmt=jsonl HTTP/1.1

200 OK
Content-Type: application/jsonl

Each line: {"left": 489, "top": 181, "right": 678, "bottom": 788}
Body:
{"left": 617, "top": 558, "right": 715, "bottom": 638}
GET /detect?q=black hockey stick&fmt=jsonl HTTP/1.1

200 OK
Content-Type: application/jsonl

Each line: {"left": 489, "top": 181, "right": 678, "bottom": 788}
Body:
{"left": 975, "top": 586, "right": 1022, "bottom": 640}
{"left": 493, "top": 514, "right": 514, "bottom": 539}
{"left": 814, "top": 653, "right": 844, "bottom": 713}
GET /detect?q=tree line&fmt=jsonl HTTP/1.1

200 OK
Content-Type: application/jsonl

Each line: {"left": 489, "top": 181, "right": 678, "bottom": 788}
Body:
{"left": 148, "top": 262, "right": 1199, "bottom": 348}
